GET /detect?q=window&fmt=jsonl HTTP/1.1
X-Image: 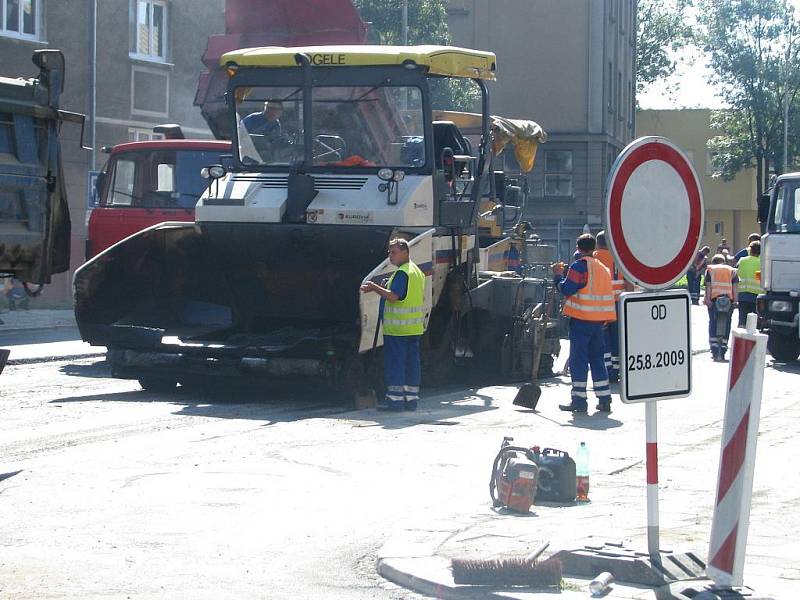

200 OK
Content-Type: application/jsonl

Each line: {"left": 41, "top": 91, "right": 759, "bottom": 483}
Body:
{"left": 128, "top": 127, "right": 165, "bottom": 142}
{"left": 714, "top": 222, "right": 724, "bottom": 236}
{"left": 617, "top": 72, "right": 622, "bottom": 120}
{"left": 132, "top": 0, "right": 166, "bottom": 60}
{"left": 608, "top": 62, "right": 614, "bottom": 113}
{"left": 110, "top": 159, "right": 136, "bottom": 206}
{"left": 609, "top": 0, "right": 616, "bottom": 22}
{"left": 706, "top": 150, "right": 721, "bottom": 176}
{"left": 2, "top": 0, "right": 40, "bottom": 39}
{"left": 234, "top": 84, "right": 426, "bottom": 169}
{"left": 769, "top": 182, "right": 800, "bottom": 232}
{"left": 131, "top": 66, "right": 169, "bottom": 117}
{"left": 104, "top": 149, "right": 223, "bottom": 208}
{"left": 544, "top": 150, "right": 573, "bottom": 197}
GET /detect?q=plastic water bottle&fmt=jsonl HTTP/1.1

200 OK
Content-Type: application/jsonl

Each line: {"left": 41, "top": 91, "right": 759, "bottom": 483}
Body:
{"left": 576, "top": 441, "right": 590, "bottom": 501}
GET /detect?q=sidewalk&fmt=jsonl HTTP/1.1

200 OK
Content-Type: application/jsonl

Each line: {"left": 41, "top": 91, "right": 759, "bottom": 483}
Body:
{"left": 0, "top": 309, "right": 105, "bottom": 363}
{"left": 0, "top": 308, "right": 77, "bottom": 334}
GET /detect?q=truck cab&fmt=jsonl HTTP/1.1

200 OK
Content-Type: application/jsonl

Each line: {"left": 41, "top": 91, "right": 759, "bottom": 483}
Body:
{"left": 757, "top": 172, "right": 800, "bottom": 361}
{"left": 87, "top": 138, "right": 231, "bottom": 258}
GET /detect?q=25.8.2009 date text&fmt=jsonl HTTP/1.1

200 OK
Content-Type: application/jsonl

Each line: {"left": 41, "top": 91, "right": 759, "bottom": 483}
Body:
{"left": 627, "top": 350, "right": 686, "bottom": 372}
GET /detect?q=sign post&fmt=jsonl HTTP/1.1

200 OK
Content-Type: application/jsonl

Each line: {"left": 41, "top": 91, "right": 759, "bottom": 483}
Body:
{"left": 605, "top": 136, "right": 703, "bottom": 560}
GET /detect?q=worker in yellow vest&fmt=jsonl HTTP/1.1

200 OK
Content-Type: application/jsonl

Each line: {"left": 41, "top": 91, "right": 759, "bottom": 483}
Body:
{"left": 704, "top": 254, "right": 739, "bottom": 361}
{"left": 552, "top": 233, "right": 617, "bottom": 414}
{"left": 594, "top": 231, "right": 628, "bottom": 383}
{"left": 360, "top": 238, "right": 427, "bottom": 411}
{"left": 735, "top": 240, "right": 761, "bottom": 328}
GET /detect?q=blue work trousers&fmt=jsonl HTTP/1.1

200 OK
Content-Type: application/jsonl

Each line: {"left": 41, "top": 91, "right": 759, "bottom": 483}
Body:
{"left": 603, "top": 318, "right": 620, "bottom": 379}
{"left": 708, "top": 302, "right": 733, "bottom": 358}
{"left": 569, "top": 318, "right": 611, "bottom": 409}
{"left": 687, "top": 271, "right": 701, "bottom": 303}
{"left": 383, "top": 335, "right": 421, "bottom": 408}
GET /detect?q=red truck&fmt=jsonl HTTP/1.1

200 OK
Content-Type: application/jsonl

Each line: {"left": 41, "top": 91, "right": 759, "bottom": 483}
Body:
{"left": 87, "top": 136, "right": 230, "bottom": 258}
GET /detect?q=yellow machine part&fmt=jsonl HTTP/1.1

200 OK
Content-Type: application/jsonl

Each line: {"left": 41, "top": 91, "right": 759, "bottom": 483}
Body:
{"left": 222, "top": 45, "right": 497, "bottom": 80}
{"left": 433, "top": 111, "right": 547, "bottom": 174}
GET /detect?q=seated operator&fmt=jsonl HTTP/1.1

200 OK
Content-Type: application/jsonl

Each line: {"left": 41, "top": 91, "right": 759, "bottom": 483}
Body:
{"left": 242, "top": 101, "right": 283, "bottom": 138}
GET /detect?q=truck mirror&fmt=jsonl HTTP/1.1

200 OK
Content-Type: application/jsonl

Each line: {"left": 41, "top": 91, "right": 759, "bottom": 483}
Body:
{"left": 95, "top": 172, "right": 106, "bottom": 197}
{"left": 757, "top": 193, "right": 770, "bottom": 223}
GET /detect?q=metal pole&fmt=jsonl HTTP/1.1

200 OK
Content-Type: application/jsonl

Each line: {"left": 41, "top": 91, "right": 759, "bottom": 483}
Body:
{"left": 784, "top": 41, "right": 790, "bottom": 173}
{"left": 646, "top": 400, "right": 660, "bottom": 559}
{"left": 89, "top": 0, "right": 97, "bottom": 171}
{"left": 402, "top": 0, "right": 408, "bottom": 45}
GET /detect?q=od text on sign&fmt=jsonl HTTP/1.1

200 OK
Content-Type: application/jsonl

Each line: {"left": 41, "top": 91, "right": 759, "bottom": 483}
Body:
{"left": 619, "top": 290, "right": 691, "bottom": 403}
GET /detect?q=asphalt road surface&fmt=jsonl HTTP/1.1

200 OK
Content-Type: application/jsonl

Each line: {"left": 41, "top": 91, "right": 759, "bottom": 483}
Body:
{"left": 1, "top": 351, "right": 798, "bottom": 599}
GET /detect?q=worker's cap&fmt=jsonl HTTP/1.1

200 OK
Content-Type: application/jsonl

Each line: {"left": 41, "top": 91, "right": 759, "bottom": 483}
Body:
{"left": 265, "top": 101, "right": 283, "bottom": 111}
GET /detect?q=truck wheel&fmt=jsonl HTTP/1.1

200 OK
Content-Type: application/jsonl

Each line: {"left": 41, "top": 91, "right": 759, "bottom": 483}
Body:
{"left": 138, "top": 375, "right": 178, "bottom": 392}
{"left": 767, "top": 332, "right": 800, "bottom": 362}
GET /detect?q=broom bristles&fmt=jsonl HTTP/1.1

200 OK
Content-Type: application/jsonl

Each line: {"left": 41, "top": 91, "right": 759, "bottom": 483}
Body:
{"left": 451, "top": 556, "right": 562, "bottom": 586}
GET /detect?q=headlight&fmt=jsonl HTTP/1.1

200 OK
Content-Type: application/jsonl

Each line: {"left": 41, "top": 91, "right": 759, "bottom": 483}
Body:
{"left": 392, "top": 170, "right": 405, "bottom": 182}
{"left": 377, "top": 168, "right": 393, "bottom": 181}
{"left": 769, "top": 300, "right": 792, "bottom": 312}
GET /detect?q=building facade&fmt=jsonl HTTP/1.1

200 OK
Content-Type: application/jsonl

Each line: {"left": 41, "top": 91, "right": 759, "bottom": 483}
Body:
{"left": 447, "top": 0, "right": 637, "bottom": 259}
{"left": 636, "top": 109, "right": 759, "bottom": 256}
{"left": 0, "top": 0, "right": 224, "bottom": 304}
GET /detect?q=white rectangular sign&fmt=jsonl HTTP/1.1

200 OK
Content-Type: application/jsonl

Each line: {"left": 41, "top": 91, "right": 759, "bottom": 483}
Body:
{"left": 619, "top": 290, "right": 691, "bottom": 403}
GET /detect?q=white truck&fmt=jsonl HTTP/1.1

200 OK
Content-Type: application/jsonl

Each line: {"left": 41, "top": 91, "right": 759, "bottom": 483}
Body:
{"left": 757, "top": 173, "right": 800, "bottom": 361}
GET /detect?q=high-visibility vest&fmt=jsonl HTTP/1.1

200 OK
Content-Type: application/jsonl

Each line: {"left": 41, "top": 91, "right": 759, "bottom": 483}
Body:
{"left": 736, "top": 255, "right": 762, "bottom": 295}
{"left": 594, "top": 248, "right": 625, "bottom": 300}
{"left": 707, "top": 264, "right": 736, "bottom": 300}
{"left": 563, "top": 256, "right": 617, "bottom": 322}
{"left": 383, "top": 261, "right": 426, "bottom": 336}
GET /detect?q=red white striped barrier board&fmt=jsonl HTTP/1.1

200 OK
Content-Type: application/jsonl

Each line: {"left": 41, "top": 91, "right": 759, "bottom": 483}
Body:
{"left": 707, "top": 316, "right": 767, "bottom": 587}
{"left": 0, "top": 348, "right": 9, "bottom": 376}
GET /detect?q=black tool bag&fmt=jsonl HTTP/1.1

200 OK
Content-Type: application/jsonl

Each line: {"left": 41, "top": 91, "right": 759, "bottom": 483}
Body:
{"left": 534, "top": 448, "right": 576, "bottom": 503}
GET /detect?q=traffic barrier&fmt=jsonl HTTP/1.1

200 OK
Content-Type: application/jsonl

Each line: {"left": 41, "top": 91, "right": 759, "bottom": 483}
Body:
{"left": 706, "top": 314, "right": 767, "bottom": 587}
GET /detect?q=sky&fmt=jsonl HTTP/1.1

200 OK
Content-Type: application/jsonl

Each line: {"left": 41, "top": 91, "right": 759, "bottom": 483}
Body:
{"left": 638, "top": 0, "right": 800, "bottom": 110}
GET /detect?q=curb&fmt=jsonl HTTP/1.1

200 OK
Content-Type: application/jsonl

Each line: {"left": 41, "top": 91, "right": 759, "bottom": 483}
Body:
{"left": 6, "top": 351, "right": 105, "bottom": 366}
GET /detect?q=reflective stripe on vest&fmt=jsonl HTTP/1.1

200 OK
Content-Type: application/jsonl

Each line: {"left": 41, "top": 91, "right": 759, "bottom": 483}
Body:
{"left": 383, "top": 261, "right": 426, "bottom": 336}
{"left": 594, "top": 248, "right": 625, "bottom": 300}
{"left": 563, "top": 256, "right": 617, "bottom": 322}
{"left": 707, "top": 264, "right": 735, "bottom": 300}
{"left": 736, "top": 255, "right": 762, "bottom": 295}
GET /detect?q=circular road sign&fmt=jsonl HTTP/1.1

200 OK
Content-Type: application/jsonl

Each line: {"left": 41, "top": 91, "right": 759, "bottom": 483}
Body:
{"left": 605, "top": 136, "right": 704, "bottom": 290}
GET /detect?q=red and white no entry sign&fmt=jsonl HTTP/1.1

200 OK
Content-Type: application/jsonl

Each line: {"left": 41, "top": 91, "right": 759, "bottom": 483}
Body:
{"left": 605, "top": 136, "right": 704, "bottom": 289}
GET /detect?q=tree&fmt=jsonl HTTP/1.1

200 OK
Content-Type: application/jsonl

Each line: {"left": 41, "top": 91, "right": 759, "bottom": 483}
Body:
{"left": 698, "top": 0, "right": 800, "bottom": 194}
{"left": 636, "top": 0, "right": 695, "bottom": 94}
{"left": 352, "top": 0, "right": 479, "bottom": 112}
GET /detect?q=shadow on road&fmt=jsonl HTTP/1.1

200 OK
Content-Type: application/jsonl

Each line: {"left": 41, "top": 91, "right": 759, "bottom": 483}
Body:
{"left": 60, "top": 360, "right": 111, "bottom": 378}
{"left": 767, "top": 358, "right": 800, "bottom": 374}
{"left": 49, "top": 369, "right": 500, "bottom": 430}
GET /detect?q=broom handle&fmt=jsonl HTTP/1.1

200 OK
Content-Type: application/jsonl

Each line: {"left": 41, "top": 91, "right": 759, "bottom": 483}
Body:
{"left": 524, "top": 541, "right": 550, "bottom": 564}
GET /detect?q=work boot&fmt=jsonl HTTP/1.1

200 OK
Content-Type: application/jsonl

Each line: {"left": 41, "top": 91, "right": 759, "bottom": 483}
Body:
{"left": 596, "top": 401, "right": 612, "bottom": 413}
{"left": 376, "top": 400, "right": 404, "bottom": 412}
{"left": 559, "top": 403, "right": 588, "bottom": 414}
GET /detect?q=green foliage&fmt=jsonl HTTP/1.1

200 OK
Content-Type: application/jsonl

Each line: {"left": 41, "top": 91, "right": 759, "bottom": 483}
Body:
{"left": 352, "top": 0, "right": 480, "bottom": 112}
{"left": 636, "top": 0, "right": 695, "bottom": 93}
{"left": 698, "top": 0, "right": 800, "bottom": 193}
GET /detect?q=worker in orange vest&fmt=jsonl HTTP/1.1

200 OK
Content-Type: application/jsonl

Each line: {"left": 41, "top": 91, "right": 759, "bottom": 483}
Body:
{"left": 593, "top": 231, "right": 628, "bottom": 383}
{"left": 704, "top": 253, "right": 739, "bottom": 361}
{"left": 552, "top": 233, "right": 617, "bottom": 414}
